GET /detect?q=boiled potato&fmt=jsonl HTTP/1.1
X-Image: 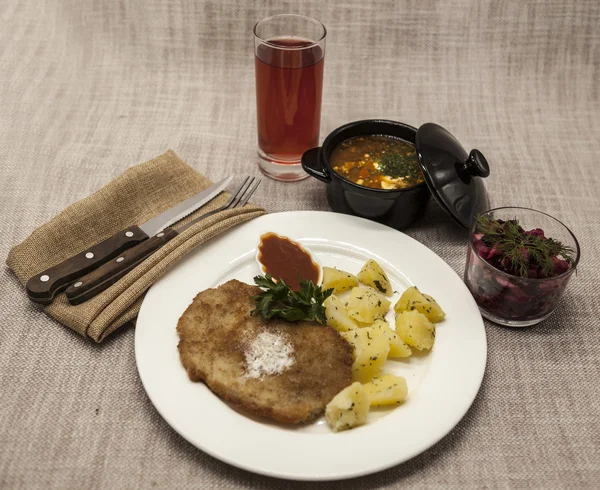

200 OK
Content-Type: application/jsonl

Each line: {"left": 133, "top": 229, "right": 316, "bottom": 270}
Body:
{"left": 354, "top": 321, "right": 383, "bottom": 330}
{"left": 321, "top": 267, "right": 359, "bottom": 294}
{"left": 352, "top": 332, "right": 390, "bottom": 383}
{"left": 346, "top": 286, "right": 391, "bottom": 324}
{"left": 395, "top": 310, "right": 436, "bottom": 351}
{"left": 371, "top": 318, "right": 411, "bottom": 358}
{"left": 325, "top": 382, "right": 370, "bottom": 432}
{"left": 394, "top": 286, "right": 446, "bottom": 323}
{"left": 357, "top": 259, "right": 393, "bottom": 296}
{"left": 324, "top": 295, "right": 358, "bottom": 332}
{"left": 354, "top": 318, "right": 380, "bottom": 328}
{"left": 363, "top": 374, "right": 409, "bottom": 406}
{"left": 340, "top": 326, "right": 381, "bottom": 359}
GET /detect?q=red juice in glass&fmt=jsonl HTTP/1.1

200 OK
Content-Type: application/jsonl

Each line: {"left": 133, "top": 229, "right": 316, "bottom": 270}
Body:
{"left": 254, "top": 16, "right": 326, "bottom": 181}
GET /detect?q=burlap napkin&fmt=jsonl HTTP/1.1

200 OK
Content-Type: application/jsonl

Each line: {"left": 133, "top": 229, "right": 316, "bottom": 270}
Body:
{"left": 6, "top": 150, "right": 266, "bottom": 342}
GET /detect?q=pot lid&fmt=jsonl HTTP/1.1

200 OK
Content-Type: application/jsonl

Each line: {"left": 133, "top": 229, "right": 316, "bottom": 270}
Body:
{"left": 415, "top": 122, "right": 490, "bottom": 228}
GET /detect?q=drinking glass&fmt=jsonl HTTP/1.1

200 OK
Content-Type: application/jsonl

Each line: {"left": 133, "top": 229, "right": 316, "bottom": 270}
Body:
{"left": 464, "top": 207, "right": 580, "bottom": 327}
{"left": 254, "top": 15, "right": 326, "bottom": 181}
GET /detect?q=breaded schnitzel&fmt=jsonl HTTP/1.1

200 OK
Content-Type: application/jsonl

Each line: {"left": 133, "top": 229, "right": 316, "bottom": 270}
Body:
{"left": 177, "top": 279, "right": 353, "bottom": 424}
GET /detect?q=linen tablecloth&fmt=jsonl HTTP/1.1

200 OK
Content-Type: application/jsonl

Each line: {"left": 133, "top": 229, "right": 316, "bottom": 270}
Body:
{"left": 1, "top": 0, "right": 598, "bottom": 488}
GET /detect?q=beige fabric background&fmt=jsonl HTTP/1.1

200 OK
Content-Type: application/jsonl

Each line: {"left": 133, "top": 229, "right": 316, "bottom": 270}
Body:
{"left": 1, "top": 0, "right": 599, "bottom": 488}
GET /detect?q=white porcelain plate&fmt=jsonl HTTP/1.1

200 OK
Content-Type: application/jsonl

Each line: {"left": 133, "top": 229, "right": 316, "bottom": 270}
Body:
{"left": 135, "top": 211, "right": 487, "bottom": 481}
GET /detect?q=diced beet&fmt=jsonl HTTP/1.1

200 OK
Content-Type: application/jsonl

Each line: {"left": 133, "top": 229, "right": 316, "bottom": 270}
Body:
{"left": 487, "top": 245, "right": 502, "bottom": 259}
{"left": 539, "top": 280, "right": 560, "bottom": 293}
{"left": 506, "top": 284, "right": 529, "bottom": 302}
{"left": 475, "top": 240, "right": 491, "bottom": 259}
{"left": 496, "top": 275, "right": 512, "bottom": 288}
{"left": 473, "top": 233, "right": 484, "bottom": 243}
{"left": 525, "top": 228, "right": 545, "bottom": 238}
{"left": 527, "top": 268, "right": 538, "bottom": 279}
{"left": 551, "top": 257, "right": 570, "bottom": 275}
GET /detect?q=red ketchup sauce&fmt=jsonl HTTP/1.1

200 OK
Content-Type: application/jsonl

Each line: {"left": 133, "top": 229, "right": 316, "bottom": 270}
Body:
{"left": 257, "top": 233, "right": 320, "bottom": 291}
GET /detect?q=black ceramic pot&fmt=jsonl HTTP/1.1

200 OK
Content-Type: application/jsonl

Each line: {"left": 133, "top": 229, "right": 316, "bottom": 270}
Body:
{"left": 301, "top": 119, "right": 431, "bottom": 230}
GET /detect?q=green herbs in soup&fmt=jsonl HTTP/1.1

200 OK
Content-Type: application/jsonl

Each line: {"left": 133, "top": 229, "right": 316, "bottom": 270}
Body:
{"left": 330, "top": 135, "right": 424, "bottom": 190}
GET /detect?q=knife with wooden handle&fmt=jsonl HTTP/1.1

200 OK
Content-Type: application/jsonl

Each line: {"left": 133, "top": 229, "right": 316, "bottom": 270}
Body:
{"left": 26, "top": 175, "right": 233, "bottom": 304}
{"left": 65, "top": 176, "right": 260, "bottom": 305}
{"left": 26, "top": 226, "right": 150, "bottom": 304}
{"left": 65, "top": 228, "right": 180, "bottom": 305}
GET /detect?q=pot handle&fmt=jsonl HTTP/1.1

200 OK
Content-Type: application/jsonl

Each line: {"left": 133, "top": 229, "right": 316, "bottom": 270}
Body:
{"left": 301, "top": 147, "right": 331, "bottom": 183}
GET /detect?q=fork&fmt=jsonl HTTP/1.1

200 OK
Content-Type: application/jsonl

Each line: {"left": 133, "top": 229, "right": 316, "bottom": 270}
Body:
{"left": 65, "top": 176, "right": 261, "bottom": 305}
{"left": 185, "top": 176, "right": 260, "bottom": 224}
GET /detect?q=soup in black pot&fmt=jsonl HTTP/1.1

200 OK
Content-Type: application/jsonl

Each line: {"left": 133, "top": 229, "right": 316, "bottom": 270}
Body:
{"left": 330, "top": 135, "right": 424, "bottom": 190}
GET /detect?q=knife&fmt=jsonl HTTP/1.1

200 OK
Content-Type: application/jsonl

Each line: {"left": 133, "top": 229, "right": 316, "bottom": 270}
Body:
{"left": 26, "top": 175, "right": 233, "bottom": 304}
{"left": 64, "top": 176, "right": 260, "bottom": 305}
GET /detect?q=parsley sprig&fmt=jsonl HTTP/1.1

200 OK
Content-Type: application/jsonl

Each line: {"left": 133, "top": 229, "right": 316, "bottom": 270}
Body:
{"left": 251, "top": 274, "right": 333, "bottom": 324}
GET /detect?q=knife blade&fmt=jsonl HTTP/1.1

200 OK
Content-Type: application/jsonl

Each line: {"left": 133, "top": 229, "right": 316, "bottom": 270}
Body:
{"left": 26, "top": 175, "right": 233, "bottom": 304}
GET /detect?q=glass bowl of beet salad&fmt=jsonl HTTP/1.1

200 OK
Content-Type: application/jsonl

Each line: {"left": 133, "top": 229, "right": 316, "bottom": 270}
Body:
{"left": 464, "top": 207, "right": 580, "bottom": 327}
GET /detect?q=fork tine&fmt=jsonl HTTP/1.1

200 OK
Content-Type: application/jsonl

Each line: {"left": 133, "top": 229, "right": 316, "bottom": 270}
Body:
{"left": 224, "top": 176, "right": 251, "bottom": 208}
{"left": 177, "top": 176, "right": 258, "bottom": 233}
{"left": 237, "top": 178, "right": 260, "bottom": 207}
{"left": 229, "top": 176, "right": 255, "bottom": 208}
